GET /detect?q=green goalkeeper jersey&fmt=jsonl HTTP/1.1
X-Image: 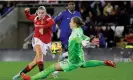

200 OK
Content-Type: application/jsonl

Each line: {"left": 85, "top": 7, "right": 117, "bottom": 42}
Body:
{"left": 68, "top": 27, "right": 89, "bottom": 65}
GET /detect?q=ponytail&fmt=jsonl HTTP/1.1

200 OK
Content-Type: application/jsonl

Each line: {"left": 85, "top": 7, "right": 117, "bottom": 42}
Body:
{"left": 72, "top": 16, "right": 84, "bottom": 27}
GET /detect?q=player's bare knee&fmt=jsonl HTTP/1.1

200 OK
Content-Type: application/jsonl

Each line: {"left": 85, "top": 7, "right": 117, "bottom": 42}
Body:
{"left": 54, "top": 63, "right": 62, "bottom": 71}
{"left": 54, "top": 63, "right": 58, "bottom": 69}
{"left": 39, "top": 52, "right": 43, "bottom": 56}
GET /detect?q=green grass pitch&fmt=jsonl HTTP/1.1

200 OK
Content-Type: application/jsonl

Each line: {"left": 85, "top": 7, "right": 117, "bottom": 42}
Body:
{"left": 0, "top": 61, "right": 133, "bottom": 80}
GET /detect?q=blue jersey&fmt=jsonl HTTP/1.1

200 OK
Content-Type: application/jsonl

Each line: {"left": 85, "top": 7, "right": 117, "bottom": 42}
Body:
{"left": 53, "top": 10, "right": 81, "bottom": 50}
{"left": 53, "top": 10, "right": 81, "bottom": 34}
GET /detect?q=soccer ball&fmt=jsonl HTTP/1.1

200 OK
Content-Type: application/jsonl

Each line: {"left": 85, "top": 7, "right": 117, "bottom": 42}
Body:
{"left": 50, "top": 42, "right": 62, "bottom": 54}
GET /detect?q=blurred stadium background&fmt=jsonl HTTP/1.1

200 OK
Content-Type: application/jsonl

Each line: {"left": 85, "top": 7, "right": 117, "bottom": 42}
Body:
{"left": 0, "top": 0, "right": 133, "bottom": 80}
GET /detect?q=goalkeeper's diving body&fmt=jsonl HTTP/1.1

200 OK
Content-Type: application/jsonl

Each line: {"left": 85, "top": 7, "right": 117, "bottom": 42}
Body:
{"left": 22, "top": 16, "right": 116, "bottom": 80}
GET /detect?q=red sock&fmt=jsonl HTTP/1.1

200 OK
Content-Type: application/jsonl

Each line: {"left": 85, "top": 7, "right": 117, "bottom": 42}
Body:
{"left": 20, "top": 65, "right": 36, "bottom": 75}
{"left": 37, "top": 61, "right": 44, "bottom": 72}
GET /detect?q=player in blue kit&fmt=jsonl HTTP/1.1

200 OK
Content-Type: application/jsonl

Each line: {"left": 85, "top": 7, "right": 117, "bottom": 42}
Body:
{"left": 53, "top": 1, "right": 81, "bottom": 51}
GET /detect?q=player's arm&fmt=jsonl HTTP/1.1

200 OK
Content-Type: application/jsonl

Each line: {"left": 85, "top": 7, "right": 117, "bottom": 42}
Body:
{"left": 52, "top": 11, "right": 64, "bottom": 32}
{"left": 24, "top": 8, "right": 35, "bottom": 21}
{"left": 82, "top": 35, "right": 99, "bottom": 47}
{"left": 83, "top": 34, "right": 98, "bottom": 42}
{"left": 72, "top": 35, "right": 90, "bottom": 47}
{"left": 54, "top": 11, "right": 64, "bottom": 23}
{"left": 73, "top": 36, "right": 82, "bottom": 44}
{"left": 82, "top": 35, "right": 90, "bottom": 41}
{"left": 82, "top": 35, "right": 91, "bottom": 47}
{"left": 72, "top": 33, "right": 90, "bottom": 43}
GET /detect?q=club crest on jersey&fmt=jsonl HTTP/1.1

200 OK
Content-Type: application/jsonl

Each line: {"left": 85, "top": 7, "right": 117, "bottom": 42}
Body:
{"left": 41, "top": 20, "right": 43, "bottom": 24}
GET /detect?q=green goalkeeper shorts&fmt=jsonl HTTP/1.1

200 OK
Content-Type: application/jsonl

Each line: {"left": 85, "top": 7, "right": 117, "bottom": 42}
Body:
{"left": 59, "top": 59, "right": 82, "bottom": 72}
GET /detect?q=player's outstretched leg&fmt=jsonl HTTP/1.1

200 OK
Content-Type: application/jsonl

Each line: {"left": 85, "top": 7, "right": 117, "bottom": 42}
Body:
{"left": 80, "top": 60, "right": 116, "bottom": 68}
{"left": 35, "top": 45, "right": 44, "bottom": 72}
{"left": 22, "top": 62, "right": 63, "bottom": 80}
{"left": 13, "top": 63, "right": 36, "bottom": 80}
{"left": 13, "top": 44, "right": 44, "bottom": 80}
{"left": 104, "top": 60, "right": 116, "bottom": 68}
{"left": 13, "top": 56, "right": 37, "bottom": 80}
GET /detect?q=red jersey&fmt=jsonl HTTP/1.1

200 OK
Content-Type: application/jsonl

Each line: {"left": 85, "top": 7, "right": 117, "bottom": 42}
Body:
{"left": 25, "top": 10, "right": 55, "bottom": 43}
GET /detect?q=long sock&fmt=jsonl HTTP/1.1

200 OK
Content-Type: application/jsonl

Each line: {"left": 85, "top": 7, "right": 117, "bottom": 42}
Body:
{"left": 37, "top": 61, "right": 44, "bottom": 72}
{"left": 31, "top": 64, "right": 55, "bottom": 80}
{"left": 20, "top": 65, "right": 36, "bottom": 74}
{"left": 81, "top": 60, "right": 104, "bottom": 68}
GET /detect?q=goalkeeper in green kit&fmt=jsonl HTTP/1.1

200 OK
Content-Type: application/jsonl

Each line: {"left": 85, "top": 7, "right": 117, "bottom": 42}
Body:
{"left": 22, "top": 16, "right": 116, "bottom": 80}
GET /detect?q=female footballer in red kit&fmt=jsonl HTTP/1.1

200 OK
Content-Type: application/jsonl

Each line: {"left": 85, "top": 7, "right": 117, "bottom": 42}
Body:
{"left": 13, "top": 6, "right": 55, "bottom": 80}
